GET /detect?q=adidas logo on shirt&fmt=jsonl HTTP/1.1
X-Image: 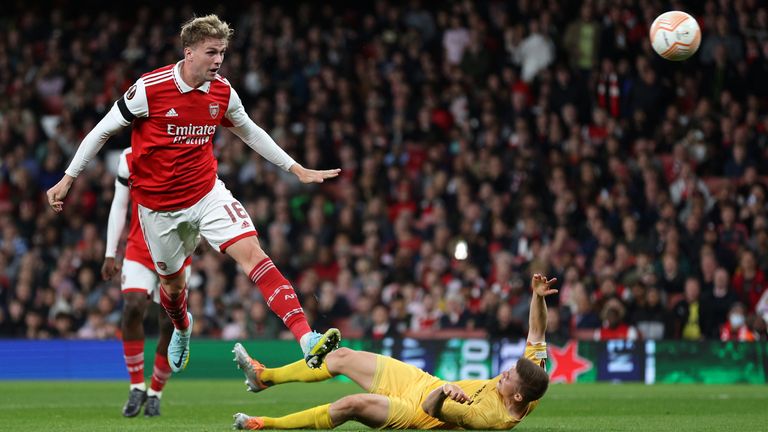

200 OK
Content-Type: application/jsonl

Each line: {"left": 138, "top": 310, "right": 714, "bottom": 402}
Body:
{"left": 241, "top": 220, "right": 251, "bottom": 229}
{"left": 165, "top": 108, "right": 178, "bottom": 117}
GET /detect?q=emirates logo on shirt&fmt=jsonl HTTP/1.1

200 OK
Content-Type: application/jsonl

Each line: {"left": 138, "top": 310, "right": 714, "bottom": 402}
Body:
{"left": 209, "top": 103, "right": 219, "bottom": 118}
{"left": 167, "top": 123, "right": 217, "bottom": 145}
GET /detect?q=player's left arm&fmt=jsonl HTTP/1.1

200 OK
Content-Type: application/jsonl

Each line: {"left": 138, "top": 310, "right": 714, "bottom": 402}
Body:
{"left": 422, "top": 383, "right": 471, "bottom": 418}
{"left": 223, "top": 87, "right": 340, "bottom": 183}
{"left": 423, "top": 387, "right": 509, "bottom": 430}
{"left": 102, "top": 152, "right": 131, "bottom": 281}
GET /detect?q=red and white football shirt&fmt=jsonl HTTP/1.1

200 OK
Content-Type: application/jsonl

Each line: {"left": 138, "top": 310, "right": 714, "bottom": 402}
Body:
{"left": 117, "top": 62, "right": 237, "bottom": 211}
{"left": 64, "top": 61, "right": 297, "bottom": 205}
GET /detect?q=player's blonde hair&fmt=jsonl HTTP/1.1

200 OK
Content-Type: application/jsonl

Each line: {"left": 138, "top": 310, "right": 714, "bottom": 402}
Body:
{"left": 180, "top": 14, "right": 233, "bottom": 48}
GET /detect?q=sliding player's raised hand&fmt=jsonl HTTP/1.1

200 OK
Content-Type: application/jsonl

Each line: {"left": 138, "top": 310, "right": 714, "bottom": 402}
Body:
{"left": 531, "top": 273, "right": 558, "bottom": 297}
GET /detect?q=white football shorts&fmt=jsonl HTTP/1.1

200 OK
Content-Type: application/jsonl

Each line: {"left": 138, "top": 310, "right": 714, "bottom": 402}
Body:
{"left": 137, "top": 179, "right": 258, "bottom": 277}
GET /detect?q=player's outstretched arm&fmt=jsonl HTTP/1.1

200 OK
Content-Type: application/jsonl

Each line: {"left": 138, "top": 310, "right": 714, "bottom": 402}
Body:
{"left": 224, "top": 88, "right": 340, "bottom": 183}
{"left": 527, "top": 273, "right": 558, "bottom": 344}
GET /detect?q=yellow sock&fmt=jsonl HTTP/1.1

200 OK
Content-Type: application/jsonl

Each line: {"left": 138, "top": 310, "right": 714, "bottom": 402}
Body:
{"left": 262, "top": 404, "right": 334, "bottom": 429}
{"left": 261, "top": 360, "right": 332, "bottom": 384}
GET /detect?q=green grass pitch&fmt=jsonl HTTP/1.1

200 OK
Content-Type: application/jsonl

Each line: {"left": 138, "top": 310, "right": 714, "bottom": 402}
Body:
{"left": 0, "top": 380, "right": 765, "bottom": 431}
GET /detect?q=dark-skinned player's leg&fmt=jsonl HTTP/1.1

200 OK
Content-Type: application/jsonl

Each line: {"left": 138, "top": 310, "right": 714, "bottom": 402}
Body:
{"left": 144, "top": 311, "right": 173, "bottom": 417}
{"left": 121, "top": 291, "right": 149, "bottom": 417}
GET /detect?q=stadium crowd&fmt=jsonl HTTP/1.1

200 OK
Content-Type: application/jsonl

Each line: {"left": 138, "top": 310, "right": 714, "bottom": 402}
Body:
{"left": 1, "top": 0, "right": 768, "bottom": 343}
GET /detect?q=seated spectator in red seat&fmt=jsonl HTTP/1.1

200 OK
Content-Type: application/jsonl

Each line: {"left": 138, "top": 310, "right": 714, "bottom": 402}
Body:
{"left": 731, "top": 250, "right": 766, "bottom": 313}
{"left": 719, "top": 302, "right": 756, "bottom": 341}
{"left": 595, "top": 298, "right": 638, "bottom": 341}
{"left": 364, "top": 304, "right": 401, "bottom": 340}
{"left": 409, "top": 293, "right": 442, "bottom": 332}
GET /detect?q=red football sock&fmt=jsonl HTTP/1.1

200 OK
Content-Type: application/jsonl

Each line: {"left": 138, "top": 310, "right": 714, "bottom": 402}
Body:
{"left": 249, "top": 258, "right": 311, "bottom": 341}
{"left": 123, "top": 340, "right": 145, "bottom": 385}
{"left": 150, "top": 352, "right": 172, "bottom": 392}
{"left": 159, "top": 285, "right": 190, "bottom": 331}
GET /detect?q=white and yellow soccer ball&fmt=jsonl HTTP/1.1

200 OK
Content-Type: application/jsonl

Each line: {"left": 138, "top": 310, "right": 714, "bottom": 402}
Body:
{"left": 649, "top": 11, "right": 701, "bottom": 61}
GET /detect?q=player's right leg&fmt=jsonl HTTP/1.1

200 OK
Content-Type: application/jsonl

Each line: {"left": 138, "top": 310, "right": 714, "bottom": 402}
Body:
{"left": 137, "top": 204, "right": 199, "bottom": 372}
{"left": 197, "top": 180, "right": 340, "bottom": 368}
{"left": 120, "top": 260, "right": 153, "bottom": 417}
{"left": 233, "top": 394, "right": 389, "bottom": 430}
{"left": 232, "top": 342, "right": 335, "bottom": 393}
{"left": 232, "top": 346, "right": 377, "bottom": 393}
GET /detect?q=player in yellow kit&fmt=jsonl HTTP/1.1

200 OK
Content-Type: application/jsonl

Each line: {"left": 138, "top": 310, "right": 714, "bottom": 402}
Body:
{"left": 231, "top": 273, "right": 556, "bottom": 430}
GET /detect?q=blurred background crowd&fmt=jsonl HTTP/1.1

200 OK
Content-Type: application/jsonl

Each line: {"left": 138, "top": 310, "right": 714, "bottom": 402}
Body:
{"left": 1, "top": 0, "right": 768, "bottom": 343}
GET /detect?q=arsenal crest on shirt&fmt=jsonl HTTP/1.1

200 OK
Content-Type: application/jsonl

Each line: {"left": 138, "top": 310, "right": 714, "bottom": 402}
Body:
{"left": 209, "top": 102, "right": 219, "bottom": 118}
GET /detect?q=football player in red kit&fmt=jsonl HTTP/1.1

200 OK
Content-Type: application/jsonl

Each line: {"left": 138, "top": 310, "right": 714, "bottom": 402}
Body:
{"left": 47, "top": 15, "right": 341, "bottom": 373}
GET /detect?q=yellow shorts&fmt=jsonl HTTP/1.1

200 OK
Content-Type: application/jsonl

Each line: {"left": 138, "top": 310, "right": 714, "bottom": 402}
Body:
{"left": 370, "top": 355, "right": 448, "bottom": 430}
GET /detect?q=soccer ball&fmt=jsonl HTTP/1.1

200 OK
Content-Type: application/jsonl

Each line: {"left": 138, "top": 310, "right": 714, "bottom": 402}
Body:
{"left": 649, "top": 11, "right": 701, "bottom": 61}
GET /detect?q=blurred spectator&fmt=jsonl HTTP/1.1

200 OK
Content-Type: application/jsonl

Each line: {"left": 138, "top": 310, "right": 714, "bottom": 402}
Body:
{"left": 731, "top": 250, "right": 767, "bottom": 313}
{"left": 365, "top": 304, "right": 400, "bottom": 340}
{"left": 633, "top": 287, "right": 667, "bottom": 340}
{"left": 222, "top": 304, "right": 247, "bottom": 340}
{"left": 77, "top": 309, "right": 115, "bottom": 340}
{"left": 439, "top": 292, "right": 472, "bottom": 329}
{"left": 246, "top": 302, "right": 281, "bottom": 339}
{"left": 50, "top": 311, "right": 75, "bottom": 339}
{"left": 314, "top": 281, "right": 352, "bottom": 330}
{"left": 564, "top": 4, "right": 599, "bottom": 74}
{"left": 671, "top": 278, "right": 703, "bottom": 340}
{"left": 410, "top": 293, "right": 442, "bottom": 332}
{"left": 544, "top": 306, "right": 571, "bottom": 342}
{"left": 512, "top": 19, "right": 555, "bottom": 82}
{"left": 720, "top": 303, "right": 756, "bottom": 342}
{"left": 700, "top": 267, "right": 738, "bottom": 339}
{"left": 486, "top": 302, "right": 525, "bottom": 339}
{"left": 595, "top": 298, "right": 638, "bottom": 341}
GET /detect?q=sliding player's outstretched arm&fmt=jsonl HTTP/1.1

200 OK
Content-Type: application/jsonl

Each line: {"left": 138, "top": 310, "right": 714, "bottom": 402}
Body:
{"left": 528, "top": 273, "right": 558, "bottom": 344}
{"left": 222, "top": 87, "right": 340, "bottom": 183}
